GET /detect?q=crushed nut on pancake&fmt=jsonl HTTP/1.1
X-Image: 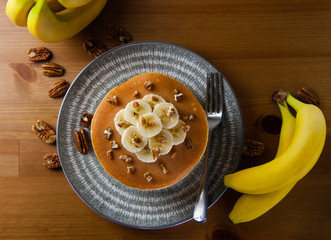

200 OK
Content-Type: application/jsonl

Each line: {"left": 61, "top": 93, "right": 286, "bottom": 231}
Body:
{"left": 110, "top": 140, "right": 119, "bottom": 149}
{"left": 127, "top": 166, "right": 135, "bottom": 174}
{"left": 159, "top": 163, "right": 168, "bottom": 174}
{"left": 119, "top": 154, "right": 132, "bottom": 163}
{"left": 144, "top": 81, "right": 152, "bottom": 90}
{"left": 104, "top": 127, "right": 112, "bottom": 139}
{"left": 106, "top": 150, "right": 114, "bottom": 159}
{"left": 173, "top": 89, "right": 184, "bottom": 101}
{"left": 133, "top": 91, "right": 140, "bottom": 98}
{"left": 144, "top": 172, "right": 153, "bottom": 182}
{"left": 106, "top": 96, "right": 118, "bottom": 105}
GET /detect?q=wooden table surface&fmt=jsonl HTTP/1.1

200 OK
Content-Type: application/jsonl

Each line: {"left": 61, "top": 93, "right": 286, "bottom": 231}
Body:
{"left": 0, "top": 0, "right": 330, "bottom": 239}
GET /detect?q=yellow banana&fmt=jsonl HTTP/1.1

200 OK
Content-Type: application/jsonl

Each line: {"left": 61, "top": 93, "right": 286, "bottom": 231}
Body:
{"left": 57, "top": 0, "right": 93, "bottom": 8}
{"left": 229, "top": 101, "right": 296, "bottom": 224}
{"left": 27, "top": 0, "right": 107, "bottom": 42}
{"left": 224, "top": 91, "right": 326, "bottom": 194}
{"left": 6, "top": 0, "right": 35, "bottom": 27}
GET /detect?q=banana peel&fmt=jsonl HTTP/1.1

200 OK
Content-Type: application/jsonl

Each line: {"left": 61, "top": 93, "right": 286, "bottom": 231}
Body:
{"left": 6, "top": 0, "right": 107, "bottom": 42}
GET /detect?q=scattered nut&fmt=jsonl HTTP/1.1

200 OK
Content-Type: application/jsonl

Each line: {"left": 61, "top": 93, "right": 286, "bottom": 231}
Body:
{"left": 83, "top": 38, "right": 107, "bottom": 58}
{"left": 110, "top": 140, "right": 119, "bottom": 149}
{"left": 186, "top": 140, "right": 194, "bottom": 149}
{"left": 296, "top": 87, "right": 320, "bottom": 107}
{"left": 144, "top": 81, "right": 152, "bottom": 91}
{"left": 79, "top": 112, "right": 93, "bottom": 129}
{"left": 32, "top": 120, "right": 56, "bottom": 144}
{"left": 152, "top": 148, "right": 160, "bottom": 160}
{"left": 43, "top": 153, "right": 61, "bottom": 169}
{"left": 140, "top": 117, "right": 147, "bottom": 126}
{"left": 242, "top": 139, "right": 264, "bottom": 157}
{"left": 73, "top": 128, "right": 90, "bottom": 154}
{"left": 106, "top": 24, "right": 132, "bottom": 44}
{"left": 133, "top": 91, "right": 140, "bottom": 98}
{"left": 119, "top": 154, "right": 132, "bottom": 163}
{"left": 48, "top": 79, "right": 70, "bottom": 98}
{"left": 117, "top": 120, "right": 128, "bottom": 128}
{"left": 41, "top": 62, "right": 65, "bottom": 77}
{"left": 173, "top": 89, "right": 184, "bottom": 101}
{"left": 188, "top": 114, "right": 197, "bottom": 120}
{"left": 106, "top": 96, "right": 118, "bottom": 105}
{"left": 104, "top": 127, "right": 112, "bottom": 139}
{"left": 166, "top": 107, "right": 176, "bottom": 117}
{"left": 144, "top": 172, "right": 153, "bottom": 182}
{"left": 157, "top": 136, "right": 167, "bottom": 143}
{"left": 28, "top": 47, "right": 52, "bottom": 62}
{"left": 106, "top": 150, "right": 114, "bottom": 159}
{"left": 127, "top": 166, "right": 135, "bottom": 174}
{"left": 133, "top": 101, "right": 139, "bottom": 108}
{"left": 160, "top": 163, "right": 168, "bottom": 174}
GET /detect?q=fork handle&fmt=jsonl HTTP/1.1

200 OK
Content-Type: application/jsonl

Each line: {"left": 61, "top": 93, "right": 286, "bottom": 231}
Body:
{"left": 193, "top": 130, "right": 212, "bottom": 223}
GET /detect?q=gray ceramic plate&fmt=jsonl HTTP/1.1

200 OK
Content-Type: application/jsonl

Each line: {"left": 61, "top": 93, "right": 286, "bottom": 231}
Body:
{"left": 57, "top": 41, "right": 243, "bottom": 229}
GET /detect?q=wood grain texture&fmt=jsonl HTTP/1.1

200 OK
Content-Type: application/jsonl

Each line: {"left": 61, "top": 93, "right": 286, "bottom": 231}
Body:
{"left": 0, "top": 0, "right": 330, "bottom": 239}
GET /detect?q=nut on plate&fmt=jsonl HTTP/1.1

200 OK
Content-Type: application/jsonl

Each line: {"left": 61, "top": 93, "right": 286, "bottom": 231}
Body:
{"left": 41, "top": 62, "right": 65, "bottom": 77}
{"left": 32, "top": 120, "right": 56, "bottom": 144}
{"left": 48, "top": 79, "right": 70, "bottom": 98}
{"left": 83, "top": 38, "right": 107, "bottom": 58}
{"left": 73, "top": 128, "right": 90, "bottom": 154}
{"left": 43, "top": 153, "right": 61, "bottom": 169}
{"left": 79, "top": 112, "right": 94, "bottom": 129}
{"left": 243, "top": 139, "right": 264, "bottom": 157}
{"left": 28, "top": 47, "right": 52, "bottom": 62}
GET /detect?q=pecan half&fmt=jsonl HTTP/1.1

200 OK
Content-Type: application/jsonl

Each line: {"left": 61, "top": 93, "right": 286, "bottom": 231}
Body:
{"left": 32, "top": 120, "right": 56, "bottom": 144}
{"left": 106, "top": 24, "right": 132, "bottom": 44}
{"left": 83, "top": 38, "right": 107, "bottom": 58}
{"left": 28, "top": 47, "right": 52, "bottom": 62}
{"left": 43, "top": 153, "right": 61, "bottom": 169}
{"left": 41, "top": 62, "right": 65, "bottom": 77}
{"left": 79, "top": 112, "right": 93, "bottom": 129}
{"left": 73, "top": 129, "right": 90, "bottom": 154}
{"left": 242, "top": 139, "right": 264, "bottom": 157}
{"left": 48, "top": 79, "right": 70, "bottom": 98}
{"left": 296, "top": 87, "right": 320, "bottom": 107}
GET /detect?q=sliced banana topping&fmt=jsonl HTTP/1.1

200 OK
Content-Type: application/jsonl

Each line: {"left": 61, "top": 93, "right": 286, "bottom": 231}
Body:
{"left": 149, "top": 129, "right": 174, "bottom": 156}
{"left": 124, "top": 100, "right": 152, "bottom": 125}
{"left": 153, "top": 102, "right": 179, "bottom": 129}
{"left": 169, "top": 120, "right": 188, "bottom": 145}
{"left": 142, "top": 94, "right": 166, "bottom": 109}
{"left": 136, "top": 112, "right": 162, "bottom": 138}
{"left": 114, "top": 109, "right": 132, "bottom": 135}
{"left": 115, "top": 94, "right": 188, "bottom": 162}
{"left": 135, "top": 146, "right": 156, "bottom": 163}
{"left": 121, "top": 126, "right": 147, "bottom": 153}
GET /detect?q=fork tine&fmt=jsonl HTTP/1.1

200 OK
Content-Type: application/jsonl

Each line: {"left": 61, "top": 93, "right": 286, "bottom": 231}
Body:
{"left": 217, "top": 72, "right": 224, "bottom": 114}
{"left": 206, "top": 73, "right": 212, "bottom": 112}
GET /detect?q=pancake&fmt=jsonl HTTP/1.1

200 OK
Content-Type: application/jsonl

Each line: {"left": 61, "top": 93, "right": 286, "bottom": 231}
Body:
{"left": 91, "top": 73, "right": 208, "bottom": 190}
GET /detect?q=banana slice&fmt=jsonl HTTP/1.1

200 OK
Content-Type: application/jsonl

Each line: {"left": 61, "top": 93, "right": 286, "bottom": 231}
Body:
{"left": 124, "top": 100, "right": 152, "bottom": 125}
{"left": 142, "top": 94, "right": 166, "bottom": 109}
{"left": 149, "top": 129, "right": 174, "bottom": 156}
{"left": 169, "top": 120, "right": 188, "bottom": 145}
{"left": 114, "top": 109, "right": 131, "bottom": 135}
{"left": 121, "top": 126, "right": 148, "bottom": 153}
{"left": 136, "top": 113, "right": 163, "bottom": 138}
{"left": 135, "top": 146, "right": 156, "bottom": 163}
{"left": 153, "top": 102, "right": 179, "bottom": 129}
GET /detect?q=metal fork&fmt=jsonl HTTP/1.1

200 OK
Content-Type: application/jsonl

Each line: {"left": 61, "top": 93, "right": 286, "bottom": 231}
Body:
{"left": 193, "top": 72, "right": 224, "bottom": 223}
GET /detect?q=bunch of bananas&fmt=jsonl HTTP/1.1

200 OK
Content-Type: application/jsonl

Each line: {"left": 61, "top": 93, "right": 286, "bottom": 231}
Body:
{"left": 6, "top": 0, "right": 107, "bottom": 42}
{"left": 224, "top": 90, "right": 326, "bottom": 224}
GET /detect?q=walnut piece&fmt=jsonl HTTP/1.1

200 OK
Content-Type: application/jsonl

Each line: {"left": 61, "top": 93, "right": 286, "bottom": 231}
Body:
{"left": 296, "top": 87, "right": 320, "bottom": 107}
{"left": 83, "top": 38, "right": 107, "bottom": 58}
{"left": 41, "top": 62, "right": 65, "bottom": 77}
{"left": 79, "top": 112, "right": 93, "bottom": 129}
{"left": 173, "top": 89, "right": 184, "bottom": 101}
{"left": 28, "top": 47, "right": 52, "bottom": 62}
{"left": 127, "top": 166, "right": 135, "bottom": 174}
{"left": 106, "top": 24, "right": 132, "bottom": 44}
{"left": 144, "top": 81, "right": 152, "bottom": 91}
{"left": 144, "top": 172, "right": 153, "bottom": 182}
{"left": 243, "top": 139, "right": 264, "bottom": 157}
{"left": 119, "top": 154, "right": 132, "bottom": 163}
{"left": 43, "top": 153, "right": 61, "bottom": 169}
{"left": 104, "top": 127, "right": 112, "bottom": 139}
{"left": 106, "top": 95, "right": 118, "bottom": 105}
{"left": 110, "top": 140, "right": 119, "bottom": 149}
{"left": 48, "top": 79, "right": 70, "bottom": 98}
{"left": 73, "top": 129, "right": 90, "bottom": 154}
{"left": 32, "top": 120, "right": 56, "bottom": 144}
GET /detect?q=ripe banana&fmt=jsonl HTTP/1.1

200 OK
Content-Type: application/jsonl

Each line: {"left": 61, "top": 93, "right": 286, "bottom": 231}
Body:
{"left": 121, "top": 126, "right": 148, "bottom": 153}
{"left": 57, "top": 0, "right": 93, "bottom": 8}
{"left": 149, "top": 129, "right": 174, "bottom": 155}
{"left": 136, "top": 113, "right": 163, "bottom": 138}
{"left": 229, "top": 101, "right": 297, "bottom": 224}
{"left": 27, "top": 0, "right": 107, "bottom": 42}
{"left": 224, "top": 91, "right": 326, "bottom": 194}
{"left": 153, "top": 102, "right": 179, "bottom": 129}
{"left": 114, "top": 109, "right": 131, "bottom": 136}
{"left": 6, "top": 0, "right": 35, "bottom": 27}
{"left": 142, "top": 94, "right": 166, "bottom": 109}
{"left": 168, "top": 120, "right": 187, "bottom": 145}
{"left": 124, "top": 100, "right": 152, "bottom": 125}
